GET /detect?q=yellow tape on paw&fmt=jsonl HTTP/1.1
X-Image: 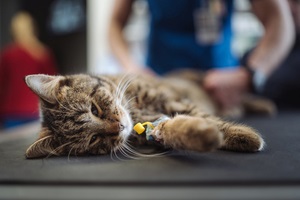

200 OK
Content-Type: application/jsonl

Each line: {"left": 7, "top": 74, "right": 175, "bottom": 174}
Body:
{"left": 133, "top": 116, "right": 170, "bottom": 141}
{"left": 133, "top": 123, "right": 145, "bottom": 134}
{"left": 133, "top": 122, "right": 155, "bottom": 134}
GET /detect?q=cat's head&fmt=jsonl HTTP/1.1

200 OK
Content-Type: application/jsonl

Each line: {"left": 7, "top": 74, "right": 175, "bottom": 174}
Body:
{"left": 24, "top": 74, "right": 133, "bottom": 158}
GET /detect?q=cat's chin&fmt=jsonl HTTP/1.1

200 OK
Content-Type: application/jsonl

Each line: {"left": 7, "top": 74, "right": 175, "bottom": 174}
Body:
{"left": 120, "top": 125, "right": 132, "bottom": 141}
{"left": 120, "top": 120, "right": 132, "bottom": 139}
{"left": 119, "top": 109, "right": 133, "bottom": 141}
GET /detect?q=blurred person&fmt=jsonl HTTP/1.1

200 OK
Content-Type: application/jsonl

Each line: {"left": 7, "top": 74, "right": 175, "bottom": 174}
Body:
{"left": 109, "top": 0, "right": 295, "bottom": 111}
{"left": 259, "top": 0, "right": 300, "bottom": 107}
{"left": 0, "top": 12, "right": 57, "bottom": 129}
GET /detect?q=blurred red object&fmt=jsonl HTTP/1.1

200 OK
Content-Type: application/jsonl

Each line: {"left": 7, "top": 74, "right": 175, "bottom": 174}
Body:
{"left": 0, "top": 12, "right": 57, "bottom": 129}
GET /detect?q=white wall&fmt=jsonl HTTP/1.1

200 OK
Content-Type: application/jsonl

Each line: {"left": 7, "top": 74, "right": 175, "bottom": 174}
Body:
{"left": 87, "top": 0, "right": 118, "bottom": 74}
{"left": 87, "top": 0, "right": 149, "bottom": 74}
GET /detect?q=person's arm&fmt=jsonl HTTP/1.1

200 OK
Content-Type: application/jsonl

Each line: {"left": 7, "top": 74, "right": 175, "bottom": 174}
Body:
{"left": 247, "top": 0, "right": 295, "bottom": 77}
{"left": 204, "top": 0, "right": 295, "bottom": 111}
{"left": 108, "top": 0, "right": 152, "bottom": 74}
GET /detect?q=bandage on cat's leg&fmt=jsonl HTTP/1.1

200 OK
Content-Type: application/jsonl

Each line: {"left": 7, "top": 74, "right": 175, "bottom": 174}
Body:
{"left": 152, "top": 115, "right": 223, "bottom": 152}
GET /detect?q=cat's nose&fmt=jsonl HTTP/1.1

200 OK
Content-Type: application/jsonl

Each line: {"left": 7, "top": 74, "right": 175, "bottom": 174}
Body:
{"left": 119, "top": 124, "right": 125, "bottom": 131}
{"left": 103, "top": 122, "right": 124, "bottom": 135}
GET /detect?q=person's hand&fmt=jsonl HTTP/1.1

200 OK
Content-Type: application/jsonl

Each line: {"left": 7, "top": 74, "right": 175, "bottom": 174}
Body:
{"left": 203, "top": 67, "right": 251, "bottom": 110}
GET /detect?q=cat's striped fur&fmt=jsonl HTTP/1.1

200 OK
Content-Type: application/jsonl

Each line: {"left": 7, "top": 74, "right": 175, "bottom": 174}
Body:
{"left": 24, "top": 72, "right": 270, "bottom": 158}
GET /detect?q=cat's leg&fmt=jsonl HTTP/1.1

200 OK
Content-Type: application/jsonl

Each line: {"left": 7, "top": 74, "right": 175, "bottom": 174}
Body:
{"left": 242, "top": 94, "right": 277, "bottom": 116}
{"left": 151, "top": 115, "right": 265, "bottom": 153}
{"left": 216, "top": 120, "right": 265, "bottom": 152}
{"left": 151, "top": 115, "right": 223, "bottom": 152}
{"left": 162, "top": 102, "right": 265, "bottom": 152}
{"left": 189, "top": 111, "right": 265, "bottom": 152}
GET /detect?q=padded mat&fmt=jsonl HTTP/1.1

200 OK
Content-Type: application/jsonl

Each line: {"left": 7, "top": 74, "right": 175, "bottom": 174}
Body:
{"left": 1, "top": 111, "right": 300, "bottom": 186}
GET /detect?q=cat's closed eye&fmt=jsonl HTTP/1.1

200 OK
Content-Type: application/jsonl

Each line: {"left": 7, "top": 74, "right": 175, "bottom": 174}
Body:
{"left": 90, "top": 133, "right": 107, "bottom": 145}
{"left": 91, "top": 103, "right": 100, "bottom": 117}
{"left": 90, "top": 135, "right": 97, "bottom": 144}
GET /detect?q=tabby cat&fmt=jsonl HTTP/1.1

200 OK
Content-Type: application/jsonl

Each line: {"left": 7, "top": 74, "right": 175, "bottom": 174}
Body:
{"left": 24, "top": 71, "right": 274, "bottom": 158}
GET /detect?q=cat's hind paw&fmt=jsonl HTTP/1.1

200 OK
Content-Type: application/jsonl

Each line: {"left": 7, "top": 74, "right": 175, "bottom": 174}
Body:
{"left": 221, "top": 125, "right": 265, "bottom": 152}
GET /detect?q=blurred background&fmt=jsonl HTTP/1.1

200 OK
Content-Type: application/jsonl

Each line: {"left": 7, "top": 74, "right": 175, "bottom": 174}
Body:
{"left": 0, "top": 0, "right": 262, "bottom": 75}
{"left": 1, "top": 0, "right": 283, "bottom": 130}
{"left": 1, "top": 0, "right": 87, "bottom": 74}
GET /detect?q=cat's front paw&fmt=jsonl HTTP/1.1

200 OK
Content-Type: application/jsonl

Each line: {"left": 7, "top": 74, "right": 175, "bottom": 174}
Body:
{"left": 153, "top": 115, "right": 223, "bottom": 152}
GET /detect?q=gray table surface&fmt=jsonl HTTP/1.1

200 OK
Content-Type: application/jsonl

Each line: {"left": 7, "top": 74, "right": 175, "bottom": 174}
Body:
{"left": 1, "top": 111, "right": 300, "bottom": 200}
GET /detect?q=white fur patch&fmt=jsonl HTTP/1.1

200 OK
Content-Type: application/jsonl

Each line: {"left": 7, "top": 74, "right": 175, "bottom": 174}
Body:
{"left": 258, "top": 137, "right": 265, "bottom": 151}
{"left": 119, "top": 106, "right": 133, "bottom": 140}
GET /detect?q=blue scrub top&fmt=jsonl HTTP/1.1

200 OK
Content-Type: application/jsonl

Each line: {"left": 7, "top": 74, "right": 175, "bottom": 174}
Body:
{"left": 146, "top": 0, "right": 239, "bottom": 75}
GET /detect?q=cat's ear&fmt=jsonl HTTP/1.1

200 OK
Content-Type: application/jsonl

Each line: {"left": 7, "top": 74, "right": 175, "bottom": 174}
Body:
{"left": 25, "top": 129, "right": 58, "bottom": 159}
{"left": 25, "top": 74, "right": 63, "bottom": 104}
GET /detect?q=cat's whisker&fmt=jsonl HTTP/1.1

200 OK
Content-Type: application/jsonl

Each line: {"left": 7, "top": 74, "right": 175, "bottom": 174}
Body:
{"left": 116, "top": 74, "right": 136, "bottom": 106}
{"left": 118, "top": 147, "right": 141, "bottom": 160}
{"left": 120, "top": 144, "right": 143, "bottom": 160}
{"left": 26, "top": 135, "right": 53, "bottom": 158}
{"left": 112, "top": 149, "right": 119, "bottom": 161}
{"left": 125, "top": 104, "right": 135, "bottom": 110}
{"left": 112, "top": 144, "right": 134, "bottom": 160}
{"left": 117, "top": 147, "right": 128, "bottom": 159}
{"left": 46, "top": 141, "right": 72, "bottom": 159}
{"left": 74, "top": 148, "right": 78, "bottom": 158}
{"left": 115, "top": 73, "right": 131, "bottom": 103}
{"left": 110, "top": 149, "right": 116, "bottom": 161}
{"left": 120, "top": 76, "right": 135, "bottom": 101}
{"left": 123, "top": 141, "right": 137, "bottom": 150}
{"left": 123, "top": 142, "right": 168, "bottom": 158}
{"left": 124, "top": 95, "right": 137, "bottom": 108}
{"left": 118, "top": 78, "right": 130, "bottom": 100}
{"left": 122, "top": 144, "right": 145, "bottom": 158}
{"left": 113, "top": 147, "right": 127, "bottom": 161}
{"left": 115, "top": 73, "right": 128, "bottom": 97}
{"left": 67, "top": 145, "right": 76, "bottom": 161}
